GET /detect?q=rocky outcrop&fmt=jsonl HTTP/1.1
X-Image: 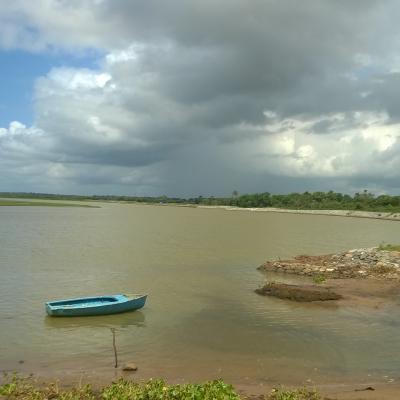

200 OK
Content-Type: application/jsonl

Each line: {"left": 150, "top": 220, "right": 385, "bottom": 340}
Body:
{"left": 255, "top": 282, "right": 342, "bottom": 302}
{"left": 258, "top": 248, "right": 400, "bottom": 280}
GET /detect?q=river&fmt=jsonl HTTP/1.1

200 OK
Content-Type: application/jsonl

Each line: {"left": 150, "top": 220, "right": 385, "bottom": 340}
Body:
{"left": 1, "top": 203, "right": 400, "bottom": 386}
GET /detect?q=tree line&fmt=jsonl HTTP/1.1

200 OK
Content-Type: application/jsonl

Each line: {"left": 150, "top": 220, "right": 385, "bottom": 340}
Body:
{"left": 1, "top": 190, "right": 400, "bottom": 212}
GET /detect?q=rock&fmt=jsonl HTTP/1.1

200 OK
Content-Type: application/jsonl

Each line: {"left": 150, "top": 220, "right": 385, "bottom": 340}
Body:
{"left": 255, "top": 282, "right": 342, "bottom": 302}
{"left": 376, "top": 261, "right": 386, "bottom": 267}
{"left": 122, "top": 362, "right": 138, "bottom": 371}
{"left": 258, "top": 247, "right": 400, "bottom": 281}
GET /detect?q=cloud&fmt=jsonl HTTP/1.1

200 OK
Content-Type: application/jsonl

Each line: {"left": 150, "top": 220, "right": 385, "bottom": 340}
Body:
{"left": 2, "top": 1, "right": 400, "bottom": 195}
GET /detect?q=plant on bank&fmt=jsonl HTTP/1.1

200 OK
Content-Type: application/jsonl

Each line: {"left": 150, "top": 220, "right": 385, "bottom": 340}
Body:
{"left": 0, "top": 375, "right": 240, "bottom": 400}
{"left": 0, "top": 374, "right": 323, "bottom": 400}
{"left": 102, "top": 378, "right": 240, "bottom": 400}
{"left": 378, "top": 242, "right": 400, "bottom": 252}
{"left": 0, "top": 374, "right": 95, "bottom": 400}
{"left": 268, "top": 386, "right": 321, "bottom": 400}
{"left": 312, "top": 274, "right": 326, "bottom": 284}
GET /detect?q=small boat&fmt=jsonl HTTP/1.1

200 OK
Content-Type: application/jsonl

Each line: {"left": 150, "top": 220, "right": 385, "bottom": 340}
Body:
{"left": 45, "top": 294, "right": 147, "bottom": 317}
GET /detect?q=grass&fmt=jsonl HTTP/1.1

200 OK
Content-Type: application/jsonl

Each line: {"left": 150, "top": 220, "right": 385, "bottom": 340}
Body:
{"left": 0, "top": 376, "right": 240, "bottom": 400}
{"left": 269, "top": 387, "right": 321, "bottom": 400}
{"left": 378, "top": 242, "right": 400, "bottom": 252}
{"left": 0, "top": 200, "right": 97, "bottom": 208}
{"left": 0, "top": 375, "right": 322, "bottom": 400}
{"left": 312, "top": 274, "right": 326, "bottom": 284}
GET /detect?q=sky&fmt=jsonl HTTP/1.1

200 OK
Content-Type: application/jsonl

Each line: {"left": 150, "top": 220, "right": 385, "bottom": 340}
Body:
{"left": 1, "top": 0, "right": 400, "bottom": 197}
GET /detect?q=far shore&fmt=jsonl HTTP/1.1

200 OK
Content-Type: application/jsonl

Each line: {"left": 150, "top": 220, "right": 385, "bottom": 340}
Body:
{"left": 2, "top": 196, "right": 400, "bottom": 222}
{"left": 194, "top": 204, "right": 400, "bottom": 221}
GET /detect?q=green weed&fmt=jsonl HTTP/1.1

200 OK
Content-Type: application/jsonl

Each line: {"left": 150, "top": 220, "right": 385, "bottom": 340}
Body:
{"left": 0, "top": 376, "right": 240, "bottom": 400}
{"left": 268, "top": 386, "right": 321, "bottom": 400}
{"left": 312, "top": 275, "right": 326, "bottom": 284}
{"left": 378, "top": 243, "right": 400, "bottom": 252}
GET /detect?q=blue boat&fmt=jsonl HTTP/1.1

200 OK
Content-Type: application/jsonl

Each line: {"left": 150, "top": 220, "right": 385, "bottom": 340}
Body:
{"left": 45, "top": 294, "right": 147, "bottom": 317}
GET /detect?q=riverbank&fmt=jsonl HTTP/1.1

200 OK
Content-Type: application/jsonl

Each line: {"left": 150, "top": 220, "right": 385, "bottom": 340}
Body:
{"left": 2, "top": 374, "right": 400, "bottom": 400}
{"left": 258, "top": 247, "right": 400, "bottom": 307}
{"left": 0, "top": 199, "right": 98, "bottom": 207}
{"left": 2, "top": 196, "right": 400, "bottom": 221}
{"left": 254, "top": 248, "right": 400, "bottom": 398}
{"left": 196, "top": 205, "right": 400, "bottom": 222}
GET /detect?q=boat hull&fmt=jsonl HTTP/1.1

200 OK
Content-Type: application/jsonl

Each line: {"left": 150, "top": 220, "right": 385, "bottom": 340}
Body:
{"left": 46, "top": 294, "right": 147, "bottom": 317}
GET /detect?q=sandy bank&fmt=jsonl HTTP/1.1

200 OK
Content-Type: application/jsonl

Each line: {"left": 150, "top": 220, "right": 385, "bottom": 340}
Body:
{"left": 238, "top": 381, "right": 400, "bottom": 400}
{"left": 195, "top": 205, "right": 400, "bottom": 221}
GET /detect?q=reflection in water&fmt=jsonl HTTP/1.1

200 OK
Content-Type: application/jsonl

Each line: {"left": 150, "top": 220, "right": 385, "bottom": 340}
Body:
{"left": 44, "top": 311, "right": 146, "bottom": 329}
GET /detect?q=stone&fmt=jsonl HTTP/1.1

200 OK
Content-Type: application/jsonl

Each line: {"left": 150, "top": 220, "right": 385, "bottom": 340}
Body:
{"left": 255, "top": 282, "right": 342, "bottom": 302}
{"left": 258, "top": 247, "right": 400, "bottom": 281}
{"left": 122, "top": 362, "right": 138, "bottom": 371}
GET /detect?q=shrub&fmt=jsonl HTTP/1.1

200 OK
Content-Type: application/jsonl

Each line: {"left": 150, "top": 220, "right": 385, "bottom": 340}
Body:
{"left": 268, "top": 387, "right": 321, "bottom": 400}
{"left": 378, "top": 243, "right": 400, "bottom": 252}
{"left": 312, "top": 274, "right": 326, "bottom": 284}
{"left": 0, "top": 375, "right": 240, "bottom": 400}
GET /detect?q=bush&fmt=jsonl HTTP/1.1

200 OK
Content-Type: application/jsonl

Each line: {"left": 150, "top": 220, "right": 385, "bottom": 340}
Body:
{"left": 312, "top": 274, "right": 326, "bottom": 284}
{"left": 102, "top": 378, "right": 240, "bottom": 400}
{"left": 378, "top": 243, "right": 400, "bottom": 252}
{"left": 268, "top": 387, "right": 321, "bottom": 400}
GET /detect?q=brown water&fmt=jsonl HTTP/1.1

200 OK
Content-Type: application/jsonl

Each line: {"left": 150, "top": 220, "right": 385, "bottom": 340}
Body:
{"left": 1, "top": 203, "right": 400, "bottom": 386}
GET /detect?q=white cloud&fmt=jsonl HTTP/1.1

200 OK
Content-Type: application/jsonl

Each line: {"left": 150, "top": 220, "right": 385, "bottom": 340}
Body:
{"left": 247, "top": 111, "right": 400, "bottom": 179}
{"left": 46, "top": 68, "right": 112, "bottom": 90}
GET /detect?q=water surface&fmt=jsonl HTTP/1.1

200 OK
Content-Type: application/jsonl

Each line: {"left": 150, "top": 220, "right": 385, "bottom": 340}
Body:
{"left": 1, "top": 203, "right": 400, "bottom": 385}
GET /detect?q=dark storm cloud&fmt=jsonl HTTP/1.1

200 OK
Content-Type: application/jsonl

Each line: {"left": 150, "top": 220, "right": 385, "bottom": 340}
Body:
{"left": 97, "top": 0, "right": 378, "bottom": 109}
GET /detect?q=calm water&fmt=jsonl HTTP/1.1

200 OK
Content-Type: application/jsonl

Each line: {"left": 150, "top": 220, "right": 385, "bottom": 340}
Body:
{"left": 1, "top": 203, "right": 400, "bottom": 386}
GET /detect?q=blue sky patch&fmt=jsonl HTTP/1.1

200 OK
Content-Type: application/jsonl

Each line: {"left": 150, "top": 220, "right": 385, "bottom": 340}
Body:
{"left": 0, "top": 49, "right": 102, "bottom": 127}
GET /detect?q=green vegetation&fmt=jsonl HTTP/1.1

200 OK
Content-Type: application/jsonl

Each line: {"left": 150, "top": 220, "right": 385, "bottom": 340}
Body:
{"left": 0, "top": 375, "right": 322, "bottom": 400}
{"left": 102, "top": 378, "right": 240, "bottom": 400}
{"left": 378, "top": 243, "right": 400, "bottom": 252}
{"left": 0, "top": 376, "right": 240, "bottom": 400}
{"left": 0, "top": 374, "right": 94, "bottom": 400}
{"left": 312, "top": 274, "right": 326, "bottom": 284}
{"left": 0, "top": 200, "right": 97, "bottom": 208}
{"left": 1, "top": 189, "right": 400, "bottom": 212}
{"left": 269, "top": 387, "right": 321, "bottom": 400}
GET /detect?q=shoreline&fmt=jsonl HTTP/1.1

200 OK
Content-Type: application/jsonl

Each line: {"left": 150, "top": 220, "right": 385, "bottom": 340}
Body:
{"left": 195, "top": 204, "right": 400, "bottom": 222}
{"left": 258, "top": 247, "right": 400, "bottom": 308}
{"left": 2, "top": 197, "right": 400, "bottom": 222}
{"left": 2, "top": 372, "right": 400, "bottom": 400}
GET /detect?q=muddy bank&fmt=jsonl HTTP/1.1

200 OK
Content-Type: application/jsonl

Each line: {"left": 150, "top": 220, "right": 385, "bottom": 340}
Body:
{"left": 239, "top": 381, "right": 400, "bottom": 400}
{"left": 258, "top": 247, "right": 400, "bottom": 307}
{"left": 255, "top": 282, "right": 341, "bottom": 302}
